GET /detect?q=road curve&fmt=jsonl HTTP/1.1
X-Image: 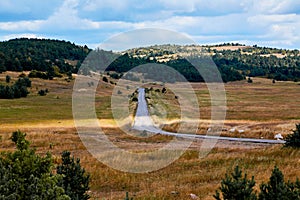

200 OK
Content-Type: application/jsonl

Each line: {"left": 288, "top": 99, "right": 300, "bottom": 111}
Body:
{"left": 132, "top": 88, "right": 285, "bottom": 144}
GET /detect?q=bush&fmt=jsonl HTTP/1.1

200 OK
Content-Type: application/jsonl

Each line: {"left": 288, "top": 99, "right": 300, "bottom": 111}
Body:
{"left": 0, "top": 77, "right": 30, "bottom": 99}
{"left": 57, "top": 151, "right": 90, "bottom": 200}
{"left": 38, "top": 89, "right": 49, "bottom": 96}
{"left": 259, "top": 166, "right": 300, "bottom": 200}
{"left": 214, "top": 166, "right": 257, "bottom": 200}
{"left": 285, "top": 124, "right": 300, "bottom": 148}
{"left": 247, "top": 77, "right": 253, "bottom": 83}
{"left": 102, "top": 76, "right": 108, "bottom": 82}
{"left": 214, "top": 166, "right": 300, "bottom": 200}
{"left": 29, "top": 70, "right": 49, "bottom": 79}
{"left": 5, "top": 75, "right": 10, "bottom": 83}
{"left": 0, "top": 131, "right": 70, "bottom": 200}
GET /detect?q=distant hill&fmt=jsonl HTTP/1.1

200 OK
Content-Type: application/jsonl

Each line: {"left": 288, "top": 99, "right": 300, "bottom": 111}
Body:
{"left": 0, "top": 38, "right": 90, "bottom": 74}
{"left": 121, "top": 43, "right": 300, "bottom": 82}
{"left": 1, "top": 38, "right": 300, "bottom": 82}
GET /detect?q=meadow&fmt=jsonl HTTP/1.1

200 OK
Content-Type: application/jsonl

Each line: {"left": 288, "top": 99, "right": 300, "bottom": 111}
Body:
{"left": 0, "top": 72, "right": 300, "bottom": 199}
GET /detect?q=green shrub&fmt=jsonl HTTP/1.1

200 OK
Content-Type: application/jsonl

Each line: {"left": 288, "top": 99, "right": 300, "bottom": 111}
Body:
{"left": 285, "top": 124, "right": 300, "bottom": 148}
{"left": 57, "top": 151, "right": 90, "bottom": 200}
{"left": 214, "top": 166, "right": 257, "bottom": 200}
{"left": 0, "top": 131, "right": 70, "bottom": 200}
{"left": 258, "top": 166, "right": 300, "bottom": 200}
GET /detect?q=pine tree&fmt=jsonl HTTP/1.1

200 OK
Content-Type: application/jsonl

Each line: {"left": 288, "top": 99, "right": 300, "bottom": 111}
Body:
{"left": 57, "top": 151, "right": 90, "bottom": 200}
{"left": 258, "top": 166, "right": 293, "bottom": 200}
{"left": 285, "top": 124, "right": 300, "bottom": 148}
{"left": 0, "top": 130, "right": 70, "bottom": 200}
{"left": 214, "top": 166, "right": 257, "bottom": 200}
{"left": 5, "top": 75, "right": 10, "bottom": 83}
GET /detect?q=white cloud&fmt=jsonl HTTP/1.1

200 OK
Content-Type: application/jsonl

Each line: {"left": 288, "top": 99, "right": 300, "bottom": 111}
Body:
{"left": 1, "top": 33, "right": 45, "bottom": 41}
{"left": 0, "top": 0, "right": 300, "bottom": 49}
{"left": 99, "top": 28, "right": 195, "bottom": 51}
{"left": 44, "top": 0, "right": 100, "bottom": 30}
{"left": 0, "top": 0, "right": 101, "bottom": 32}
{"left": 0, "top": 20, "right": 43, "bottom": 31}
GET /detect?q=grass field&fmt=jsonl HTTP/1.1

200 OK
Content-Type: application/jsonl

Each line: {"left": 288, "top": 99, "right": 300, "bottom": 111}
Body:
{"left": 0, "top": 72, "right": 300, "bottom": 199}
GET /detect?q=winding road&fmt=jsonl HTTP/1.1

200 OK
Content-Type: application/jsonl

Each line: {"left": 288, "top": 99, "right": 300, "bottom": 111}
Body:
{"left": 132, "top": 88, "right": 285, "bottom": 144}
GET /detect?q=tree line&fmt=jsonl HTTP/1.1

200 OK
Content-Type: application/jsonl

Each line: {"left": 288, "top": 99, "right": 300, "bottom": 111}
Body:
{"left": 0, "top": 76, "right": 31, "bottom": 99}
{"left": 0, "top": 38, "right": 90, "bottom": 75}
{"left": 1, "top": 39, "right": 299, "bottom": 83}
{"left": 213, "top": 50, "right": 300, "bottom": 81}
{"left": 105, "top": 53, "right": 244, "bottom": 82}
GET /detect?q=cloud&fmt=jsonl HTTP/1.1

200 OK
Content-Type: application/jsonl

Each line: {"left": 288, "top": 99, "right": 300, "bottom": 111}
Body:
{"left": 1, "top": 33, "right": 45, "bottom": 41}
{"left": 0, "top": 0, "right": 299, "bottom": 49}
{"left": 0, "top": 20, "right": 43, "bottom": 31}
{"left": 100, "top": 28, "right": 195, "bottom": 51}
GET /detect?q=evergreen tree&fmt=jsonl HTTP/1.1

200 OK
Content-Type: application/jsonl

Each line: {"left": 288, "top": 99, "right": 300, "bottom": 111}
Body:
{"left": 5, "top": 75, "right": 10, "bottom": 83}
{"left": 258, "top": 166, "right": 293, "bottom": 200}
{"left": 247, "top": 77, "right": 253, "bottom": 83}
{"left": 214, "top": 166, "right": 257, "bottom": 200}
{"left": 0, "top": 130, "right": 70, "bottom": 200}
{"left": 57, "top": 151, "right": 90, "bottom": 200}
{"left": 285, "top": 124, "right": 300, "bottom": 148}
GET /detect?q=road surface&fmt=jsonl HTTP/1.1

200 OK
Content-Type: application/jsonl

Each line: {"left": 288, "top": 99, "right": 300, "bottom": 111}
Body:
{"left": 132, "top": 88, "right": 285, "bottom": 144}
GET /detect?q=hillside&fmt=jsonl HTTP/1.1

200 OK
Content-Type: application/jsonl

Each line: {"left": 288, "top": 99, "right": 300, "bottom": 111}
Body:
{"left": 0, "top": 39, "right": 300, "bottom": 82}
{"left": 0, "top": 38, "right": 90, "bottom": 74}
{"left": 122, "top": 43, "right": 300, "bottom": 82}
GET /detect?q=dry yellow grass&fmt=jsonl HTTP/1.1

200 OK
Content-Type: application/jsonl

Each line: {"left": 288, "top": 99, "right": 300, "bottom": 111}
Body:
{"left": 1, "top": 127, "right": 299, "bottom": 200}
{"left": 1, "top": 72, "right": 300, "bottom": 199}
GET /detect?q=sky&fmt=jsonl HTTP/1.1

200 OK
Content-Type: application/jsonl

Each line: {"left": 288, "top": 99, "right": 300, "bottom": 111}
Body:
{"left": 0, "top": 0, "right": 300, "bottom": 49}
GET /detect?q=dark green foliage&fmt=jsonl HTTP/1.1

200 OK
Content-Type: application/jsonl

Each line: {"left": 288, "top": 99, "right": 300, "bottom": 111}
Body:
{"left": 29, "top": 70, "right": 49, "bottom": 79}
{"left": 212, "top": 49, "right": 300, "bottom": 82}
{"left": 214, "top": 166, "right": 257, "bottom": 200}
{"left": 124, "top": 192, "right": 133, "bottom": 200}
{"left": 0, "top": 38, "right": 90, "bottom": 75}
{"left": 102, "top": 76, "right": 108, "bottom": 82}
{"left": 38, "top": 89, "right": 49, "bottom": 96}
{"left": 0, "top": 131, "right": 70, "bottom": 200}
{"left": 248, "top": 77, "right": 253, "bottom": 83}
{"left": 285, "top": 124, "right": 300, "bottom": 148}
{"left": 0, "top": 77, "right": 31, "bottom": 99}
{"left": 132, "top": 97, "right": 138, "bottom": 102}
{"left": 57, "top": 151, "right": 90, "bottom": 200}
{"left": 258, "top": 166, "right": 300, "bottom": 200}
{"left": 15, "top": 76, "right": 31, "bottom": 87}
{"left": 11, "top": 130, "right": 30, "bottom": 150}
{"left": 215, "top": 166, "right": 300, "bottom": 200}
{"left": 5, "top": 75, "right": 10, "bottom": 83}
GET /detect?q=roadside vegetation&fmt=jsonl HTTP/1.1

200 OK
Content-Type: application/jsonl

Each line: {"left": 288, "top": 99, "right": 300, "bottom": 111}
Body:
{"left": 214, "top": 165, "right": 300, "bottom": 200}
{"left": 0, "top": 130, "right": 90, "bottom": 199}
{"left": 0, "top": 40, "right": 299, "bottom": 199}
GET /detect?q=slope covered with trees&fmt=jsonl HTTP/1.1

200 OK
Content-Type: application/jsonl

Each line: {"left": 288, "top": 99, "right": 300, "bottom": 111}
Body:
{"left": 0, "top": 38, "right": 90, "bottom": 74}
{"left": 1, "top": 38, "right": 299, "bottom": 83}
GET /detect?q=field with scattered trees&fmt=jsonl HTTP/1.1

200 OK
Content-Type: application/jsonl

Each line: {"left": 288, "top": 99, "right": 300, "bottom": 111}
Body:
{"left": 0, "top": 39, "right": 299, "bottom": 199}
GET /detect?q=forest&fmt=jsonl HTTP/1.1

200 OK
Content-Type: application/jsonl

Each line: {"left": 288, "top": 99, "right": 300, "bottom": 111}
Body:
{"left": 0, "top": 38, "right": 300, "bottom": 82}
{"left": 212, "top": 49, "right": 300, "bottom": 81}
{"left": 0, "top": 38, "right": 90, "bottom": 76}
